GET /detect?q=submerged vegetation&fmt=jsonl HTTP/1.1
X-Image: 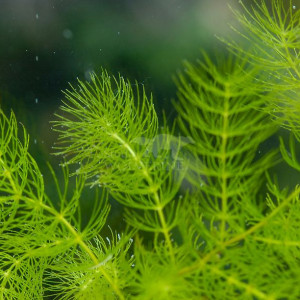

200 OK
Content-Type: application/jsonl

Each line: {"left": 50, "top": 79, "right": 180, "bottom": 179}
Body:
{"left": 1, "top": 0, "right": 300, "bottom": 299}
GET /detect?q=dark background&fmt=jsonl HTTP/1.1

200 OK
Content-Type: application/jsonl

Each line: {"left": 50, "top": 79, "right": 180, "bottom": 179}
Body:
{"left": 0, "top": 0, "right": 241, "bottom": 156}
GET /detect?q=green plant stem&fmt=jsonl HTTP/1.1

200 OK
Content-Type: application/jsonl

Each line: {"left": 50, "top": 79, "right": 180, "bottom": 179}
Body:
{"left": 57, "top": 214, "right": 125, "bottom": 300}
{"left": 178, "top": 185, "right": 300, "bottom": 276}
{"left": 220, "top": 86, "right": 230, "bottom": 241}
{"left": 208, "top": 265, "right": 274, "bottom": 300}
{"left": 111, "top": 133, "right": 175, "bottom": 262}
{"left": 31, "top": 197, "right": 125, "bottom": 299}
{"left": 1, "top": 162, "right": 125, "bottom": 300}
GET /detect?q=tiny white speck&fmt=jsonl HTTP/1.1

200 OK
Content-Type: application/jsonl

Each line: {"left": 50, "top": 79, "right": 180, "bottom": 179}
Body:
{"left": 117, "top": 31, "right": 120, "bottom": 35}
{"left": 35, "top": 56, "right": 39, "bottom": 61}
{"left": 293, "top": 5, "right": 296, "bottom": 9}
{"left": 35, "top": 98, "right": 38, "bottom": 104}
{"left": 35, "top": 13, "right": 39, "bottom": 19}
{"left": 34, "top": 139, "right": 37, "bottom": 144}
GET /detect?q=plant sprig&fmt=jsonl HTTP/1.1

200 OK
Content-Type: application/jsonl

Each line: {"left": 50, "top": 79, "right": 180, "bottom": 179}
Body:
{"left": 2, "top": 1, "right": 300, "bottom": 299}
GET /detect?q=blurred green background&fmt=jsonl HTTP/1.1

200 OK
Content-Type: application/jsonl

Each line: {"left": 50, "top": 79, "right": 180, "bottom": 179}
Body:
{"left": 0, "top": 0, "right": 241, "bottom": 153}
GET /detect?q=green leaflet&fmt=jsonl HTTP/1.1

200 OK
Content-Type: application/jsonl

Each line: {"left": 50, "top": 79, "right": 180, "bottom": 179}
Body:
{"left": 1, "top": 0, "right": 300, "bottom": 299}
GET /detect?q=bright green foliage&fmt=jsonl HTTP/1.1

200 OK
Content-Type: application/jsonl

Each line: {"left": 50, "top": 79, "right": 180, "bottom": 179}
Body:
{"left": 227, "top": 0, "right": 300, "bottom": 136}
{"left": 174, "top": 53, "right": 279, "bottom": 240}
{"left": 1, "top": 0, "right": 300, "bottom": 299}
{"left": 0, "top": 112, "right": 132, "bottom": 299}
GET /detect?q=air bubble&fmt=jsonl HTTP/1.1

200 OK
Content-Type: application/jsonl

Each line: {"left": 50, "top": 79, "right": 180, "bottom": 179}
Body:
{"left": 62, "top": 28, "right": 73, "bottom": 39}
{"left": 293, "top": 5, "right": 296, "bottom": 9}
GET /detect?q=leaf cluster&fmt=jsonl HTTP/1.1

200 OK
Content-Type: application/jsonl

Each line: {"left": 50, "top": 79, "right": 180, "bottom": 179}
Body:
{"left": 1, "top": 0, "right": 300, "bottom": 299}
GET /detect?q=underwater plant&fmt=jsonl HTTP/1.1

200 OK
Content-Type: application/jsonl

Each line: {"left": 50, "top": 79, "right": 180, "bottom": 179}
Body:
{"left": 1, "top": 0, "right": 300, "bottom": 299}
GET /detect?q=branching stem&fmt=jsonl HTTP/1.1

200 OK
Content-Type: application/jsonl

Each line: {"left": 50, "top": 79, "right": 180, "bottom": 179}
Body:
{"left": 111, "top": 132, "right": 175, "bottom": 262}
{"left": 178, "top": 185, "right": 300, "bottom": 277}
{"left": 1, "top": 162, "right": 125, "bottom": 300}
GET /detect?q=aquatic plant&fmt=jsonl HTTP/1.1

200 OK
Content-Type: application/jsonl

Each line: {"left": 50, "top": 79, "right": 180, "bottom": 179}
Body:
{"left": 1, "top": 0, "right": 300, "bottom": 299}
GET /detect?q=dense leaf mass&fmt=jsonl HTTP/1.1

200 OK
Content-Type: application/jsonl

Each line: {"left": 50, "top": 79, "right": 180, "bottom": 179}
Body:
{"left": 1, "top": 1, "right": 300, "bottom": 299}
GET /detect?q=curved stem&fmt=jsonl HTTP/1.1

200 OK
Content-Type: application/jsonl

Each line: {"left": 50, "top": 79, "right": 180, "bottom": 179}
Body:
{"left": 178, "top": 186, "right": 300, "bottom": 276}
{"left": 1, "top": 164, "right": 125, "bottom": 300}
{"left": 111, "top": 133, "right": 175, "bottom": 262}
